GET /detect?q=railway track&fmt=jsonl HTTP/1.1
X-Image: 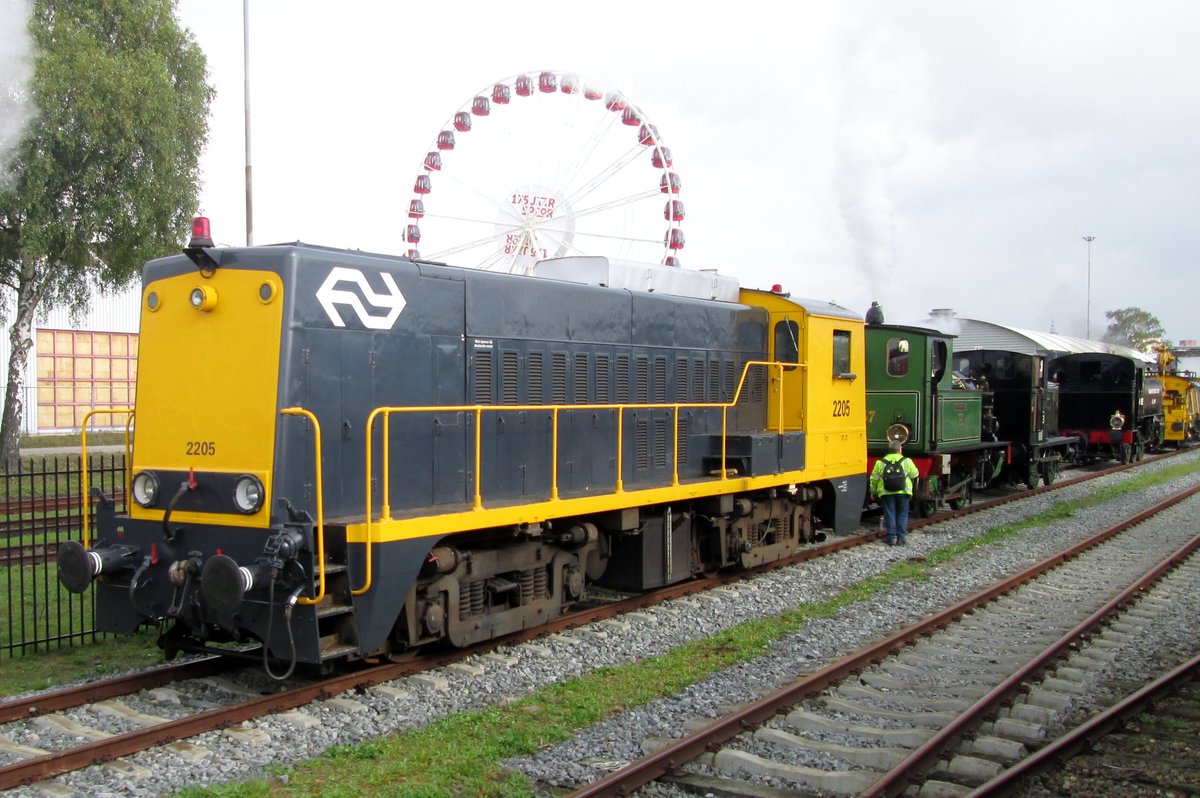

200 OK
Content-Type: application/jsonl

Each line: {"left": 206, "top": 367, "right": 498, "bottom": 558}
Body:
{"left": 0, "top": 451, "right": 1192, "bottom": 794}
{"left": 568, "top": 483, "right": 1200, "bottom": 797}
{"left": 980, "top": 653, "right": 1200, "bottom": 797}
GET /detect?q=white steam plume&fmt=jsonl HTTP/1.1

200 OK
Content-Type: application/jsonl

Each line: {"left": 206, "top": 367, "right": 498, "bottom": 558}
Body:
{"left": 0, "top": 0, "right": 35, "bottom": 191}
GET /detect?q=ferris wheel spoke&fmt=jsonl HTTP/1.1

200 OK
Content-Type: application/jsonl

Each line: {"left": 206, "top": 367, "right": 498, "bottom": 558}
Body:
{"left": 555, "top": 111, "right": 625, "bottom": 195}
{"left": 427, "top": 225, "right": 521, "bottom": 260}
{"left": 570, "top": 228, "right": 662, "bottom": 246}
{"left": 434, "top": 169, "right": 526, "bottom": 224}
{"left": 561, "top": 145, "right": 646, "bottom": 209}
{"left": 563, "top": 189, "right": 662, "bottom": 221}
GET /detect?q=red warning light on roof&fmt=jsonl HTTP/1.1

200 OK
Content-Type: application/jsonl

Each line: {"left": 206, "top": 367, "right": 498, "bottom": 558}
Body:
{"left": 189, "top": 216, "right": 213, "bottom": 248}
{"left": 771, "top": 284, "right": 784, "bottom": 293}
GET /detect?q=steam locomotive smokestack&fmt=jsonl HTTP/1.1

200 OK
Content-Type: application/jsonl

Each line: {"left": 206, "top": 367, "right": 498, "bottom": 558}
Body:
{"left": 865, "top": 301, "right": 884, "bottom": 325}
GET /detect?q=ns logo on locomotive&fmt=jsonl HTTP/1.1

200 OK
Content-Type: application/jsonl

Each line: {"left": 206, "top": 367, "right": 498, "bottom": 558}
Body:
{"left": 58, "top": 218, "right": 870, "bottom": 677}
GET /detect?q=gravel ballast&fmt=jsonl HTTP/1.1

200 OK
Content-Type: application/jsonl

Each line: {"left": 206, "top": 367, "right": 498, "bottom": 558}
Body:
{"left": 3, "top": 451, "right": 1198, "bottom": 797}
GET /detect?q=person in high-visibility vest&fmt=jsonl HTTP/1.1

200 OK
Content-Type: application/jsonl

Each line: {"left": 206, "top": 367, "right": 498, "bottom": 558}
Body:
{"left": 869, "top": 440, "right": 920, "bottom": 546}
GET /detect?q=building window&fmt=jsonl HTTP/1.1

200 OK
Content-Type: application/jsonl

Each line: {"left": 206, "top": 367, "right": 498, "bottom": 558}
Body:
{"left": 36, "top": 329, "right": 138, "bottom": 430}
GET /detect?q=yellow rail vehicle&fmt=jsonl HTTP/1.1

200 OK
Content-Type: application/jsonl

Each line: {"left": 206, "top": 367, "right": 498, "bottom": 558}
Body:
{"left": 60, "top": 229, "right": 867, "bottom": 674}
{"left": 1156, "top": 347, "right": 1200, "bottom": 448}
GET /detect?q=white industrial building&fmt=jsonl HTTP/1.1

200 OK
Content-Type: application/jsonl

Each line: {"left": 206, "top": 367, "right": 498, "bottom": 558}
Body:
{"left": 0, "top": 285, "right": 141, "bottom": 433}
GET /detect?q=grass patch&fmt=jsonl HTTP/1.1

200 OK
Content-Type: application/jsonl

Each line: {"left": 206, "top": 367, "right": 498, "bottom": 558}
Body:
{"left": 0, "top": 628, "right": 162, "bottom": 695}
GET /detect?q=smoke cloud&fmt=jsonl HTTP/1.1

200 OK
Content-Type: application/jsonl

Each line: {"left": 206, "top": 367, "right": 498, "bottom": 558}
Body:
{"left": 0, "top": 0, "right": 34, "bottom": 191}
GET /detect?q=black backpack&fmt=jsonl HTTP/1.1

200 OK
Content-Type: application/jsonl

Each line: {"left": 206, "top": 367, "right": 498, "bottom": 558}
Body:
{"left": 880, "top": 458, "right": 907, "bottom": 492}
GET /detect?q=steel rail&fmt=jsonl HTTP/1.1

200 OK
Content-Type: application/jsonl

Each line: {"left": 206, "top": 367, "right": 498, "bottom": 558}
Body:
{"left": 0, "top": 657, "right": 227, "bottom": 725}
{"left": 966, "top": 653, "right": 1200, "bottom": 797}
{"left": 568, "top": 481, "right": 1200, "bottom": 798}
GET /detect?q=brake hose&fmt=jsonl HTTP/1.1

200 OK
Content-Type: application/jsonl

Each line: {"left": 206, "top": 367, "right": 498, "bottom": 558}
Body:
{"left": 128, "top": 556, "right": 153, "bottom": 618}
{"left": 262, "top": 568, "right": 303, "bottom": 681}
{"left": 161, "top": 480, "right": 193, "bottom": 543}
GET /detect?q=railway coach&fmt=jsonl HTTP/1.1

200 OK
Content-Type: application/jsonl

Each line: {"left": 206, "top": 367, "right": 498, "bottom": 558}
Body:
{"left": 58, "top": 223, "right": 867, "bottom": 675}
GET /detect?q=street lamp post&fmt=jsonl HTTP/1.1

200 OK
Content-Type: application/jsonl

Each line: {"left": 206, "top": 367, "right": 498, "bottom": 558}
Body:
{"left": 1082, "top": 235, "right": 1095, "bottom": 338}
{"left": 244, "top": 0, "right": 253, "bottom": 246}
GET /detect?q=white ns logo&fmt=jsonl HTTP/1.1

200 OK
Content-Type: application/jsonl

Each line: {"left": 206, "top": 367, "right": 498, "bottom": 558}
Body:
{"left": 316, "top": 267, "right": 406, "bottom": 330}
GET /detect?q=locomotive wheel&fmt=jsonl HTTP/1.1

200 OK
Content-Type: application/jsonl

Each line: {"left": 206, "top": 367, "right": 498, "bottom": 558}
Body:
{"left": 1119, "top": 443, "right": 1132, "bottom": 464}
{"left": 1024, "top": 463, "right": 1041, "bottom": 490}
{"left": 1040, "top": 460, "right": 1059, "bottom": 485}
{"left": 1134, "top": 441, "right": 1144, "bottom": 461}
{"left": 949, "top": 482, "right": 972, "bottom": 510}
{"left": 913, "top": 478, "right": 936, "bottom": 518}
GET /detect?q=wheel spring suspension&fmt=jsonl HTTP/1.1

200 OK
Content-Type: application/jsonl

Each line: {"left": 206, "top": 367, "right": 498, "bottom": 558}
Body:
{"left": 520, "top": 567, "right": 547, "bottom": 605}
{"left": 459, "top": 580, "right": 485, "bottom": 620}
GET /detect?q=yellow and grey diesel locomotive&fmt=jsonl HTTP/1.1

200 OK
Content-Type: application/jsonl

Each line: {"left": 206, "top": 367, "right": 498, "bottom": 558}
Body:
{"left": 58, "top": 223, "right": 867, "bottom": 674}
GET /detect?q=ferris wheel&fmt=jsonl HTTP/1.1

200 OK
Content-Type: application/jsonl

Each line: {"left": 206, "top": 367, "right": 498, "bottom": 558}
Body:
{"left": 404, "top": 70, "right": 685, "bottom": 275}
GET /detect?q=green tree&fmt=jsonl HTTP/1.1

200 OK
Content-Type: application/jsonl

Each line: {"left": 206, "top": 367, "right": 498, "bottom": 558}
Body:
{"left": 1102, "top": 307, "right": 1167, "bottom": 352}
{"left": 0, "top": 0, "right": 211, "bottom": 465}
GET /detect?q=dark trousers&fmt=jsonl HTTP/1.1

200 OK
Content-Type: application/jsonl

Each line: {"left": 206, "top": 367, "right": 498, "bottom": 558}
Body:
{"left": 880, "top": 493, "right": 910, "bottom": 543}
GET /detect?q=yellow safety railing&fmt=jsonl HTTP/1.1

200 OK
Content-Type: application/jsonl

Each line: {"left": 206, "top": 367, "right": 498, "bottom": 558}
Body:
{"left": 281, "top": 407, "right": 327, "bottom": 606}
{"left": 359, "top": 360, "right": 790, "bottom": 595}
{"left": 80, "top": 408, "right": 135, "bottom": 548}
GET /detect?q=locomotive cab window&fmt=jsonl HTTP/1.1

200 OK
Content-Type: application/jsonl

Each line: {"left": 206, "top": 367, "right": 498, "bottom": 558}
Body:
{"left": 932, "top": 340, "right": 948, "bottom": 384}
{"left": 886, "top": 338, "right": 909, "bottom": 377}
{"left": 833, "top": 330, "right": 854, "bottom": 379}
{"left": 774, "top": 319, "right": 799, "bottom": 371}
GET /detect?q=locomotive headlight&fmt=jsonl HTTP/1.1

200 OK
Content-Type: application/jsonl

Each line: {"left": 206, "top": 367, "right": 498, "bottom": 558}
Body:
{"left": 190, "top": 285, "right": 218, "bottom": 312}
{"left": 232, "top": 475, "right": 264, "bottom": 514}
{"left": 131, "top": 471, "right": 160, "bottom": 507}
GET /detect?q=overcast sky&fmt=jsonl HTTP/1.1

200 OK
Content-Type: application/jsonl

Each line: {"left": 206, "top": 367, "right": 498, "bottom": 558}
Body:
{"left": 7, "top": 1, "right": 1200, "bottom": 345}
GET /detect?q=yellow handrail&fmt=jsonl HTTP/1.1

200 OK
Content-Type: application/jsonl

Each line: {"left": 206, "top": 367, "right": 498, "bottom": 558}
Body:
{"left": 359, "top": 360, "right": 790, "bottom": 594}
{"left": 80, "top": 408, "right": 135, "bottom": 548}
{"left": 281, "top": 407, "right": 327, "bottom": 606}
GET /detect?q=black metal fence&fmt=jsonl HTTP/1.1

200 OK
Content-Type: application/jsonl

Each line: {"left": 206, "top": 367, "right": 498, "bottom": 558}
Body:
{"left": 1, "top": 454, "right": 126, "bottom": 657}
